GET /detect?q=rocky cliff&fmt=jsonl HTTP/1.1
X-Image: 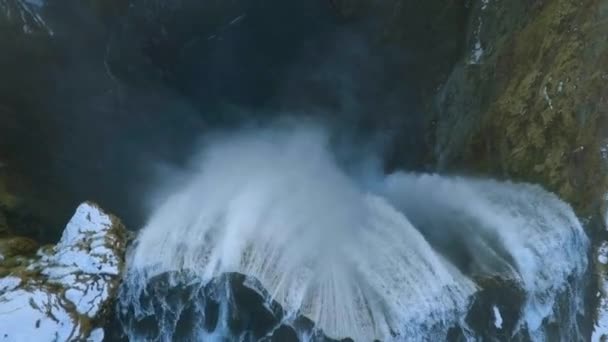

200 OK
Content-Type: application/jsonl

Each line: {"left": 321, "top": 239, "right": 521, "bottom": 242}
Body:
{"left": 426, "top": 1, "right": 608, "bottom": 339}
{"left": 433, "top": 0, "right": 608, "bottom": 218}
{"left": 336, "top": 0, "right": 608, "bottom": 217}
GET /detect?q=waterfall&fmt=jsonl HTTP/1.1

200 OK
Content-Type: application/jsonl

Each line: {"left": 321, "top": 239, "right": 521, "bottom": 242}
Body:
{"left": 118, "top": 126, "right": 589, "bottom": 341}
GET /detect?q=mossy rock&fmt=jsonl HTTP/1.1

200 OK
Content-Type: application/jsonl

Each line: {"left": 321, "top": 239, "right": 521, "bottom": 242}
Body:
{"left": 434, "top": 0, "right": 608, "bottom": 216}
{"left": 0, "top": 236, "right": 39, "bottom": 258}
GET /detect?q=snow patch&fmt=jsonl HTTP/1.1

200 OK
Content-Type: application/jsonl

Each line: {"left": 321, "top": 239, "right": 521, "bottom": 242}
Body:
{"left": 0, "top": 276, "right": 21, "bottom": 293}
{"left": 0, "top": 203, "right": 124, "bottom": 340}
{"left": 542, "top": 86, "right": 554, "bottom": 110}
{"left": 599, "top": 241, "right": 608, "bottom": 265}
{"left": 0, "top": 289, "right": 77, "bottom": 341}
{"left": 493, "top": 305, "right": 503, "bottom": 329}
{"left": 88, "top": 328, "right": 105, "bottom": 342}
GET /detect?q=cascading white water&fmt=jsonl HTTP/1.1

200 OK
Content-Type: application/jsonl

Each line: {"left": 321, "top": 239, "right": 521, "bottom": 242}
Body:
{"left": 381, "top": 174, "right": 589, "bottom": 340}
{"left": 121, "top": 126, "right": 589, "bottom": 341}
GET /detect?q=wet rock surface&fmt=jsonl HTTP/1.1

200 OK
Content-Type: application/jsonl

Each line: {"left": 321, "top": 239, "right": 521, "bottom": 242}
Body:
{"left": 464, "top": 276, "right": 526, "bottom": 340}
{"left": 113, "top": 271, "right": 355, "bottom": 342}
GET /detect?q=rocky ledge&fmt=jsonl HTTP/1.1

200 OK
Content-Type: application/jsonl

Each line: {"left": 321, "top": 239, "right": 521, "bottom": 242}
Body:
{"left": 0, "top": 202, "right": 127, "bottom": 341}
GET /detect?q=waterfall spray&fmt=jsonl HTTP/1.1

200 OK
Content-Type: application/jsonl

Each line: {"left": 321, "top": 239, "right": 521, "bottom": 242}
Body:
{"left": 119, "top": 126, "right": 588, "bottom": 341}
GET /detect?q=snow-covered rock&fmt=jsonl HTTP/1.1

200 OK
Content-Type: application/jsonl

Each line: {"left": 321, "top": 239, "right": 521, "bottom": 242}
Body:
{"left": 0, "top": 202, "right": 127, "bottom": 341}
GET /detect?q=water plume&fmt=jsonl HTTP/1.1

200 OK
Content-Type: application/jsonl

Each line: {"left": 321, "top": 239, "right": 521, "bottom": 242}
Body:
{"left": 120, "top": 125, "right": 588, "bottom": 341}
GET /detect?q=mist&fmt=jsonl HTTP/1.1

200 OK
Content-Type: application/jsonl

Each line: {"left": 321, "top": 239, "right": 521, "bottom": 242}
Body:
{"left": 0, "top": 0, "right": 435, "bottom": 239}
{"left": 121, "top": 124, "right": 588, "bottom": 341}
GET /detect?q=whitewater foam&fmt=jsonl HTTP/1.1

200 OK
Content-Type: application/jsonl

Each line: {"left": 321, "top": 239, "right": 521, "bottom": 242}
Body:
{"left": 120, "top": 127, "right": 588, "bottom": 341}
{"left": 382, "top": 173, "right": 589, "bottom": 340}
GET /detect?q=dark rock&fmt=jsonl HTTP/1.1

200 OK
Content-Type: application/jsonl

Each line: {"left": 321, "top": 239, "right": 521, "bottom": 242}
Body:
{"left": 116, "top": 271, "right": 351, "bottom": 342}
{"left": 467, "top": 275, "right": 526, "bottom": 340}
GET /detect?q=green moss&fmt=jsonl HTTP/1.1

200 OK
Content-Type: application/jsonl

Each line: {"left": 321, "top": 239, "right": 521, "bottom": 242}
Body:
{"left": 439, "top": 0, "right": 608, "bottom": 216}
{"left": 0, "top": 236, "right": 39, "bottom": 258}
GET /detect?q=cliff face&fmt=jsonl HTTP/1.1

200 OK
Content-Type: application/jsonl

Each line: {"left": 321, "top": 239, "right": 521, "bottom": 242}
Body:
{"left": 425, "top": 2, "right": 608, "bottom": 337}
{"left": 0, "top": 1, "right": 604, "bottom": 232}
{"left": 330, "top": 0, "right": 608, "bottom": 217}
{"left": 433, "top": 0, "right": 608, "bottom": 217}
{"left": 331, "top": 0, "right": 469, "bottom": 91}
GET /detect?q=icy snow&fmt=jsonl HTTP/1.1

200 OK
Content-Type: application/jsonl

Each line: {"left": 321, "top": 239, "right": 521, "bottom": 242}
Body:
{"left": 0, "top": 288, "right": 78, "bottom": 341}
{"left": 0, "top": 203, "right": 124, "bottom": 341}
{"left": 0, "top": 276, "right": 21, "bottom": 293}
{"left": 64, "top": 275, "right": 111, "bottom": 317}
{"left": 88, "top": 328, "right": 105, "bottom": 342}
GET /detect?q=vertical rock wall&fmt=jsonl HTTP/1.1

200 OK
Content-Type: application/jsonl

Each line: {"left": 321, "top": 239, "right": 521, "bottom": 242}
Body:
{"left": 434, "top": 0, "right": 608, "bottom": 217}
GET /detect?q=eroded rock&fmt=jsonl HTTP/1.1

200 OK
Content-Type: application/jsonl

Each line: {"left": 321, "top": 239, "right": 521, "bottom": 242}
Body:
{"left": 0, "top": 202, "right": 126, "bottom": 341}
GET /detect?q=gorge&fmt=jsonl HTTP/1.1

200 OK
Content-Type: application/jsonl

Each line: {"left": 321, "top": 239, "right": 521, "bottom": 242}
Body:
{"left": 0, "top": 0, "right": 607, "bottom": 341}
